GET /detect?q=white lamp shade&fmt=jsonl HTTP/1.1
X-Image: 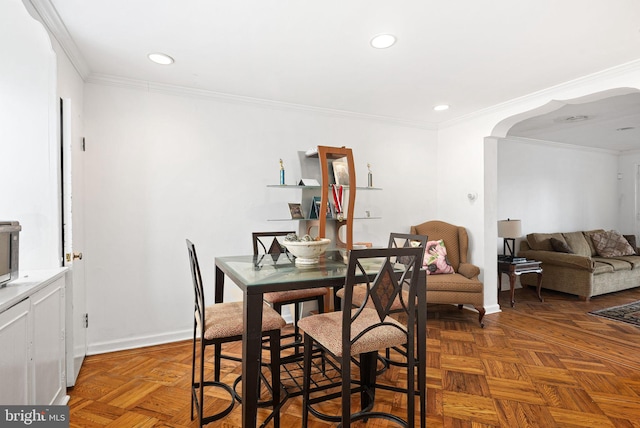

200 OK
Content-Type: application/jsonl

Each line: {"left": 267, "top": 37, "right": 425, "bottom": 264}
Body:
{"left": 498, "top": 219, "right": 522, "bottom": 238}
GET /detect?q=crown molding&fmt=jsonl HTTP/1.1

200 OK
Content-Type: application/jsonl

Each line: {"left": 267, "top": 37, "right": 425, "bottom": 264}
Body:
{"left": 86, "top": 73, "right": 438, "bottom": 130}
{"left": 439, "top": 59, "right": 640, "bottom": 130}
{"left": 501, "top": 136, "right": 621, "bottom": 156}
{"left": 24, "top": 0, "right": 90, "bottom": 79}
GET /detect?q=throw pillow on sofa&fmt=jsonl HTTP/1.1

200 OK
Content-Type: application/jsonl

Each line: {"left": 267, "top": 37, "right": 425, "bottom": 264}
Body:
{"left": 623, "top": 234, "right": 638, "bottom": 255}
{"left": 590, "top": 230, "right": 636, "bottom": 257}
{"left": 550, "top": 237, "right": 573, "bottom": 253}
{"left": 424, "top": 239, "right": 454, "bottom": 275}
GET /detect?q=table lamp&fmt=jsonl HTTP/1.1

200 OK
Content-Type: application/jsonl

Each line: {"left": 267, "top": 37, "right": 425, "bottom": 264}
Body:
{"left": 498, "top": 219, "right": 522, "bottom": 261}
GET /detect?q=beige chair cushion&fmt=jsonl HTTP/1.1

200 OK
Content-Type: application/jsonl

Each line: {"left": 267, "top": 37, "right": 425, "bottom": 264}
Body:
{"left": 264, "top": 287, "right": 328, "bottom": 304}
{"left": 298, "top": 308, "right": 407, "bottom": 357}
{"left": 199, "top": 301, "right": 285, "bottom": 340}
{"left": 427, "top": 273, "right": 483, "bottom": 293}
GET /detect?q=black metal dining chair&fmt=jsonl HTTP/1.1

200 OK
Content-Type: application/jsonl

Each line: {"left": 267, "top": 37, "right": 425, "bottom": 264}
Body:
{"left": 299, "top": 246, "right": 426, "bottom": 427}
{"left": 187, "top": 239, "right": 286, "bottom": 427}
{"left": 335, "top": 233, "right": 428, "bottom": 371}
{"left": 253, "top": 231, "right": 328, "bottom": 358}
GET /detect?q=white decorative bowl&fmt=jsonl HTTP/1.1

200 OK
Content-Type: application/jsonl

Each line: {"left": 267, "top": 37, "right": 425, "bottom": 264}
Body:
{"left": 282, "top": 238, "right": 331, "bottom": 265}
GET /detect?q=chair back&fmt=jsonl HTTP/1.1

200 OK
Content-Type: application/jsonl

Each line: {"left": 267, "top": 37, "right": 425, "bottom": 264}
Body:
{"left": 410, "top": 220, "right": 470, "bottom": 271}
{"left": 388, "top": 232, "right": 428, "bottom": 262}
{"left": 186, "top": 239, "right": 206, "bottom": 330}
{"left": 252, "top": 231, "right": 295, "bottom": 255}
{"left": 342, "top": 247, "right": 424, "bottom": 358}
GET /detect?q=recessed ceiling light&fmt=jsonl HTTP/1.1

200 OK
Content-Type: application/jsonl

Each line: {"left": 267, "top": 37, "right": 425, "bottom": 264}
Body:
{"left": 148, "top": 52, "right": 174, "bottom": 65}
{"left": 433, "top": 104, "right": 450, "bottom": 111}
{"left": 370, "top": 34, "right": 396, "bottom": 49}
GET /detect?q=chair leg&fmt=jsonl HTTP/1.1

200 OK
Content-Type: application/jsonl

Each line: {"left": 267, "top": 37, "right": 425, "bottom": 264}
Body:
{"left": 301, "top": 334, "right": 313, "bottom": 428}
{"left": 316, "top": 295, "right": 326, "bottom": 373}
{"left": 476, "top": 306, "right": 486, "bottom": 327}
{"left": 293, "top": 302, "right": 302, "bottom": 355}
{"left": 214, "top": 343, "right": 222, "bottom": 381}
{"left": 269, "top": 331, "right": 281, "bottom": 428}
{"left": 341, "top": 353, "right": 351, "bottom": 426}
{"left": 198, "top": 338, "right": 205, "bottom": 426}
{"left": 359, "top": 351, "right": 377, "bottom": 413}
{"left": 190, "top": 324, "right": 196, "bottom": 421}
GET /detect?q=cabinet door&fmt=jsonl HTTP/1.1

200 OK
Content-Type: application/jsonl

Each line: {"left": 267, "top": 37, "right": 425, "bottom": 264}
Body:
{"left": 0, "top": 299, "right": 30, "bottom": 404}
{"left": 31, "top": 278, "right": 66, "bottom": 405}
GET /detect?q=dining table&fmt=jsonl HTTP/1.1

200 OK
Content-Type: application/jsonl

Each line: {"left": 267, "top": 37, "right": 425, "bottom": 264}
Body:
{"left": 214, "top": 249, "right": 427, "bottom": 428}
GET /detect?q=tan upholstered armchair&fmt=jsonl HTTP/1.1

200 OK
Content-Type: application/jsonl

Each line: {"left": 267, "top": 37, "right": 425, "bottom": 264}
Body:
{"left": 410, "top": 220, "right": 485, "bottom": 327}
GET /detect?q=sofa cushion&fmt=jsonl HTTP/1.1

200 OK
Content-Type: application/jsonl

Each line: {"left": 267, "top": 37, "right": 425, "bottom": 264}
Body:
{"left": 526, "top": 233, "right": 567, "bottom": 251}
{"left": 606, "top": 255, "right": 640, "bottom": 269}
{"left": 550, "top": 237, "right": 573, "bottom": 254}
{"left": 590, "top": 230, "right": 636, "bottom": 257}
{"left": 623, "top": 235, "right": 638, "bottom": 255}
{"left": 593, "top": 261, "right": 615, "bottom": 274}
{"left": 424, "top": 239, "right": 454, "bottom": 275}
{"left": 562, "top": 232, "right": 591, "bottom": 257}
{"left": 592, "top": 257, "right": 633, "bottom": 271}
{"left": 583, "top": 229, "right": 605, "bottom": 256}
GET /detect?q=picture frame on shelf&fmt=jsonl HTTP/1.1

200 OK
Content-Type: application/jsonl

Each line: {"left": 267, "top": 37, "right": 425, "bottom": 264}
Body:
{"left": 288, "top": 203, "right": 304, "bottom": 219}
{"left": 332, "top": 160, "right": 350, "bottom": 186}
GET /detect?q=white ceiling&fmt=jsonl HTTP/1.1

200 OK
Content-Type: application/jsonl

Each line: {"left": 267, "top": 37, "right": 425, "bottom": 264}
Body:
{"left": 33, "top": 0, "right": 640, "bottom": 147}
{"left": 507, "top": 91, "right": 640, "bottom": 152}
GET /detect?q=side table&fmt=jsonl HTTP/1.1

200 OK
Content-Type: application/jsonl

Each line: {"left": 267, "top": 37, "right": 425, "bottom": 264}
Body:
{"left": 497, "top": 259, "right": 544, "bottom": 307}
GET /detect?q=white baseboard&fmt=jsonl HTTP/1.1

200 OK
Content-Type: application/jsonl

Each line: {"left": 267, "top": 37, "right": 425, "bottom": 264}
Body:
{"left": 87, "top": 329, "right": 191, "bottom": 355}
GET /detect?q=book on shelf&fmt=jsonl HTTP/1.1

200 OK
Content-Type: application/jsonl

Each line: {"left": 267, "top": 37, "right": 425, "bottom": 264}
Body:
{"left": 308, "top": 196, "right": 333, "bottom": 219}
{"left": 308, "top": 196, "right": 320, "bottom": 219}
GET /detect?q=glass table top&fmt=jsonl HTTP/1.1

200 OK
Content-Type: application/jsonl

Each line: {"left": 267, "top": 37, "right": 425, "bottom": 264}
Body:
{"left": 215, "top": 250, "right": 408, "bottom": 289}
{"left": 215, "top": 250, "right": 349, "bottom": 287}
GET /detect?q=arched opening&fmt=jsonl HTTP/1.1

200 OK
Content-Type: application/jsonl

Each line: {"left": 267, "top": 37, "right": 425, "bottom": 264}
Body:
{"left": 488, "top": 87, "right": 640, "bottom": 307}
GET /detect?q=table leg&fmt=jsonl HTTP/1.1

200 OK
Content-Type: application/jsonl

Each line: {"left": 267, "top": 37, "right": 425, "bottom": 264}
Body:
{"left": 535, "top": 272, "right": 544, "bottom": 302}
{"left": 242, "top": 292, "right": 264, "bottom": 428}
{"left": 215, "top": 265, "right": 224, "bottom": 304}
{"left": 416, "top": 270, "right": 427, "bottom": 428}
{"left": 509, "top": 272, "right": 516, "bottom": 307}
{"left": 497, "top": 272, "right": 502, "bottom": 300}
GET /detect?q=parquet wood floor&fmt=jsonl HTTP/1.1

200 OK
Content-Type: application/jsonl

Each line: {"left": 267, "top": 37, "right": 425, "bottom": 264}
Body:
{"left": 68, "top": 285, "right": 640, "bottom": 427}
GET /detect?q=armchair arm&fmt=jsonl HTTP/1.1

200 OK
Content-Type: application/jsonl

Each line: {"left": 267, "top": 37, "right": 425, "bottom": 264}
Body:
{"left": 518, "top": 249, "right": 595, "bottom": 272}
{"left": 458, "top": 262, "right": 480, "bottom": 279}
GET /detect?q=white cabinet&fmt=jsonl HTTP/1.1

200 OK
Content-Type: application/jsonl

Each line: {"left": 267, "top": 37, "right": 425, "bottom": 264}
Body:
{"left": 0, "top": 299, "right": 30, "bottom": 404}
{"left": 31, "top": 277, "right": 66, "bottom": 405}
{"left": 0, "top": 269, "right": 68, "bottom": 405}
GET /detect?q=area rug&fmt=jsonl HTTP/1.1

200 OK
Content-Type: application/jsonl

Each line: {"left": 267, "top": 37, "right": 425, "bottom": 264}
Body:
{"left": 590, "top": 300, "right": 640, "bottom": 327}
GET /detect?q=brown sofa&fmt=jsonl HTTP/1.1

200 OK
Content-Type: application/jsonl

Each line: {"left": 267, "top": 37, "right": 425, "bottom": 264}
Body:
{"left": 518, "top": 230, "right": 640, "bottom": 301}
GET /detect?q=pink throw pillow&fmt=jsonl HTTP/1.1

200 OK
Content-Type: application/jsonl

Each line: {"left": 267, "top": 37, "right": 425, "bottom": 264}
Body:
{"left": 424, "top": 239, "right": 454, "bottom": 275}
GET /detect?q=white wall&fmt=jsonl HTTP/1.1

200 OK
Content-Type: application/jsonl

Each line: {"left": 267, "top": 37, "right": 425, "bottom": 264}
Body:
{"left": 496, "top": 138, "right": 620, "bottom": 291}
{"left": 0, "top": 0, "right": 59, "bottom": 270}
{"left": 618, "top": 151, "right": 640, "bottom": 237}
{"left": 82, "top": 82, "right": 436, "bottom": 353}
{"left": 498, "top": 138, "right": 620, "bottom": 241}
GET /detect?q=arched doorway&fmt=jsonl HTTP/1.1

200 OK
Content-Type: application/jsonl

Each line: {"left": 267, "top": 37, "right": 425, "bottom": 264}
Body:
{"left": 489, "top": 87, "right": 640, "bottom": 306}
